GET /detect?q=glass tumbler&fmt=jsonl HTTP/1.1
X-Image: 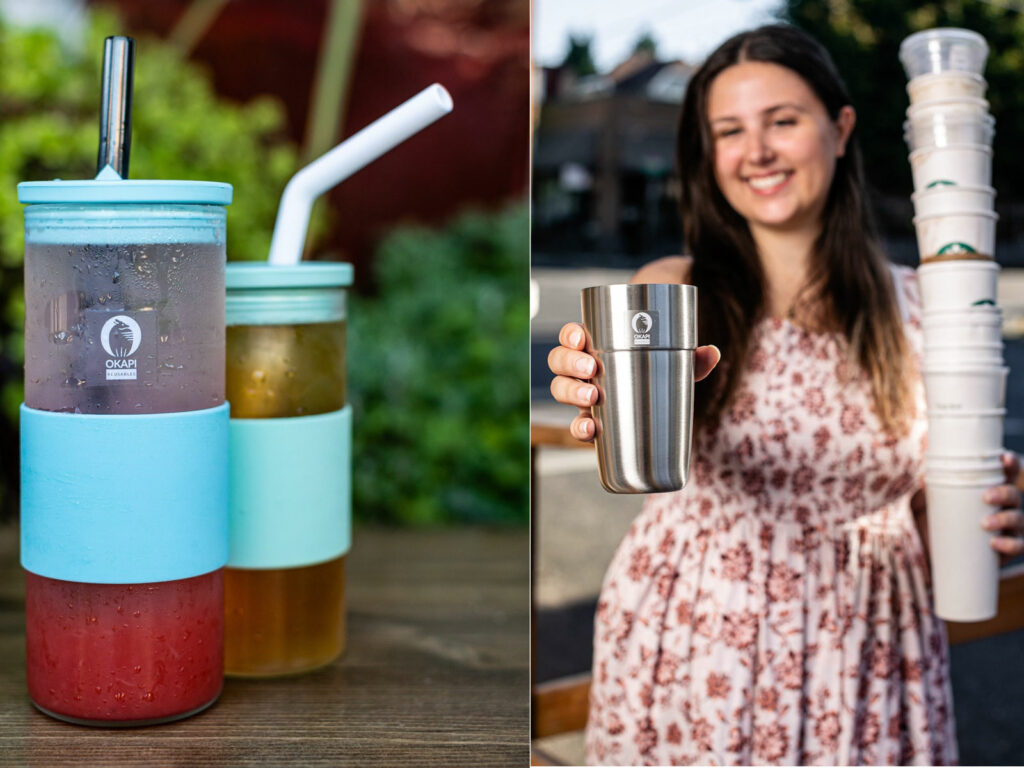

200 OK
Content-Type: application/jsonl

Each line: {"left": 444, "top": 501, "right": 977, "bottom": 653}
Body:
{"left": 19, "top": 178, "right": 231, "bottom": 725}
{"left": 224, "top": 262, "right": 352, "bottom": 676}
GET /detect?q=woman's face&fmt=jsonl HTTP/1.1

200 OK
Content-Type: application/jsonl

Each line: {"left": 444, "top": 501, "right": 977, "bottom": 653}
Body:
{"left": 706, "top": 61, "right": 855, "bottom": 235}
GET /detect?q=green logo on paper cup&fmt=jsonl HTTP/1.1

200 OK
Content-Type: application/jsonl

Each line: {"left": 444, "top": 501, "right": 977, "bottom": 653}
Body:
{"left": 937, "top": 242, "right": 977, "bottom": 255}
{"left": 926, "top": 179, "right": 957, "bottom": 188}
{"left": 972, "top": 299, "right": 996, "bottom": 306}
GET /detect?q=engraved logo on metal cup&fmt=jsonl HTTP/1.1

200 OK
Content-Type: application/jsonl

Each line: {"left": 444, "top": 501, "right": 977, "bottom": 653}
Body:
{"left": 631, "top": 311, "right": 652, "bottom": 345}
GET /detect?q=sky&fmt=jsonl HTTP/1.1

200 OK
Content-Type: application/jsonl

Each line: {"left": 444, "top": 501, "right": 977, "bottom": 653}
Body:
{"left": 533, "top": 0, "right": 784, "bottom": 71}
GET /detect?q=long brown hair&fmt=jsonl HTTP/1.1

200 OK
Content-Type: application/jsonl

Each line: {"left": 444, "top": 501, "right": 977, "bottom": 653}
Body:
{"left": 678, "top": 24, "right": 914, "bottom": 437}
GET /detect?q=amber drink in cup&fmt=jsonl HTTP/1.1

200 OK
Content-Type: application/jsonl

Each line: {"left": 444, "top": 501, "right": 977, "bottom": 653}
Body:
{"left": 224, "top": 262, "right": 352, "bottom": 676}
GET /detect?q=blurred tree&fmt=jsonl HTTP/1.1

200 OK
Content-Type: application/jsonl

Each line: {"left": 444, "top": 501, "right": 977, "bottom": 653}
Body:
{"left": 632, "top": 30, "right": 658, "bottom": 57}
{"left": 0, "top": 9, "right": 312, "bottom": 520}
{"left": 562, "top": 34, "right": 597, "bottom": 76}
{"left": 348, "top": 205, "right": 529, "bottom": 526}
{"left": 783, "top": 0, "right": 1024, "bottom": 204}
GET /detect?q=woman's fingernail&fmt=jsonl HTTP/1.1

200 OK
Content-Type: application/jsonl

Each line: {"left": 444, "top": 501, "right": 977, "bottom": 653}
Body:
{"left": 982, "top": 514, "right": 998, "bottom": 530}
{"left": 575, "top": 357, "right": 595, "bottom": 375}
{"left": 577, "top": 385, "right": 595, "bottom": 405}
{"left": 983, "top": 489, "right": 999, "bottom": 504}
{"left": 569, "top": 330, "right": 582, "bottom": 347}
{"left": 581, "top": 420, "right": 594, "bottom": 437}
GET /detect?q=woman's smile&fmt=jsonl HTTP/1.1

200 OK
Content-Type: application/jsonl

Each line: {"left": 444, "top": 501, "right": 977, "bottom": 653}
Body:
{"left": 746, "top": 170, "right": 794, "bottom": 194}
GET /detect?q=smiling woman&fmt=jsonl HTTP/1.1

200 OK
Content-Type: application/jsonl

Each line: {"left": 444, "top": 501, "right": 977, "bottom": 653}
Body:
{"left": 544, "top": 23, "right": 1024, "bottom": 766}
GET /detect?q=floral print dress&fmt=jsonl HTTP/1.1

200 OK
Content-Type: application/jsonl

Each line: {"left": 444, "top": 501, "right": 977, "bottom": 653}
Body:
{"left": 585, "top": 266, "right": 958, "bottom": 766}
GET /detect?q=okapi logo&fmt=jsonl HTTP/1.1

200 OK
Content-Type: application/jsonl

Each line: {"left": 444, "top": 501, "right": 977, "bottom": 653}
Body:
{"left": 100, "top": 315, "right": 142, "bottom": 358}
{"left": 631, "top": 311, "right": 652, "bottom": 345}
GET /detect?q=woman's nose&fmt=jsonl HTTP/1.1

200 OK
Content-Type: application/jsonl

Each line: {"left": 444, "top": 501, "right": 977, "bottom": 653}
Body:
{"left": 744, "top": 128, "right": 775, "bottom": 164}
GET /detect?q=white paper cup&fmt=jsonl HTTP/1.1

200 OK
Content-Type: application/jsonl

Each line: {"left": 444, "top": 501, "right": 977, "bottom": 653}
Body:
{"left": 917, "top": 260, "right": 999, "bottom": 309}
{"left": 906, "top": 97, "right": 990, "bottom": 121}
{"left": 926, "top": 451, "right": 1004, "bottom": 474}
{"left": 922, "top": 307, "right": 1003, "bottom": 346}
{"left": 904, "top": 114, "right": 995, "bottom": 151}
{"left": 900, "top": 28, "right": 989, "bottom": 79}
{"left": 925, "top": 469, "right": 1002, "bottom": 622}
{"left": 914, "top": 213, "right": 998, "bottom": 262}
{"left": 922, "top": 366, "right": 1008, "bottom": 411}
{"left": 912, "top": 184, "right": 995, "bottom": 217}
{"left": 925, "top": 313, "right": 1003, "bottom": 348}
{"left": 909, "top": 144, "right": 992, "bottom": 189}
{"left": 907, "top": 72, "right": 987, "bottom": 103}
{"left": 927, "top": 408, "right": 1005, "bottom": 457}
{"left": 923, "top": 343, "right": 1004, "bottom": 367}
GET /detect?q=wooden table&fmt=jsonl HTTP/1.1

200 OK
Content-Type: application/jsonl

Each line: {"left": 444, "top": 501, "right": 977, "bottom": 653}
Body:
{"left": 0, "top": 524, "right": 529, "bottom": 766}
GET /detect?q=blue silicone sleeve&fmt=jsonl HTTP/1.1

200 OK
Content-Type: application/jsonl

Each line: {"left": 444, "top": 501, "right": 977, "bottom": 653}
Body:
{"left": 21, "top": 403, "right": 230, "bottom": 584}
{"left": 228, "top": 405, "right": 351, "bottom": 569}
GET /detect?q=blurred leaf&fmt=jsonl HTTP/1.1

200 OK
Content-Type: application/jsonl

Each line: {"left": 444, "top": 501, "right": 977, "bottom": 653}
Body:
{"left": 348, "top": 205, "right": 530, "bottom": 526}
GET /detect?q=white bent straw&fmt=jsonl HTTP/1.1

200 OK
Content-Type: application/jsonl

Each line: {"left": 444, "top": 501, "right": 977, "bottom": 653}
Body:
{"left": 268, "top": 83, "right": 454, "bottom": 266}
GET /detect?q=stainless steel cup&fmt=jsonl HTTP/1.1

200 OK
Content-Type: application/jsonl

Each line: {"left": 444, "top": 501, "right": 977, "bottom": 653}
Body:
{"left": 581, "top": 284, "right": 698, "bottom": 493}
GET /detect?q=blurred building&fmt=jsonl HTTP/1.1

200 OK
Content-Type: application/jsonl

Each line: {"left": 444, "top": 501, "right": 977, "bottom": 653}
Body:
{"left": 532, "top": 50, "right": 691, "bottom": 267}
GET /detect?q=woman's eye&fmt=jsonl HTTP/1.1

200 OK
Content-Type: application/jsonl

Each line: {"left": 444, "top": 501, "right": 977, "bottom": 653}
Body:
{"left": 715, "top": 128, "right": 741, "bottom": 138}
{"left": 772, "top": 118, "right": 797, "bottom": 127}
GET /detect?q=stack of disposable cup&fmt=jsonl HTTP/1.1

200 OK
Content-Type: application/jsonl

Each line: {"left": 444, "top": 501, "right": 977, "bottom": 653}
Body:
{"left": 901, "top": 28, "right": 1005, "bottom": 622}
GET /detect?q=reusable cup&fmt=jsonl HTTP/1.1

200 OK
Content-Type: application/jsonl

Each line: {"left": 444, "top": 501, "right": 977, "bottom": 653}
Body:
{"left": 19, "top": 177, "right": 232, "bottom": 725}
{"left": 899, "top": 28, "right": 989, "bottom": 80}
{"left": 909, "top": 145, "right": 992, "bottom": 193}
{"left": 224, "top": 262, "right": 352, "bottom": 676}
{"left": 922, "top": 366, "right": 1008, "bottom": 411}
{"left": 907, "top": 72, "right": 987, "bottom": 103}
{"left": 925, "top": 468, "right": 1002, "bottom": 622}
{"left": 903, "top": 113, "right": 995, "bottom": 152}
{"left": 927, "top": 408, "right": 1005, "bottom": 457}
{"left": 581, "top": 283, "right": 697, "bottom": 494}
{"left": 917, "top": 260, "right": 999, "bottom": 309}
{"left": 911, "top": 184, "right": 994, "bottom": 218}
{"left": 921, "top": 307, "right": 1002, "bottom": 347}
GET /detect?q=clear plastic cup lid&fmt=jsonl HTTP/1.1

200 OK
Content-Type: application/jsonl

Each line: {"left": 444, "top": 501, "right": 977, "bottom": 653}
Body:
{"left": 899, "top": 28, "right": 989, "bottom": 78}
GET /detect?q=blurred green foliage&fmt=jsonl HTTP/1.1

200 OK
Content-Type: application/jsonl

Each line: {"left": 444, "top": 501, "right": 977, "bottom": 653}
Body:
{"left": 0, "top": 10, "right": 312, "bottom": 520}
{"left": 784, "top": 0, "right": 1024, "bottom": 202}
{"left": 349, "top": 205, "right": 529, "bottom": 526}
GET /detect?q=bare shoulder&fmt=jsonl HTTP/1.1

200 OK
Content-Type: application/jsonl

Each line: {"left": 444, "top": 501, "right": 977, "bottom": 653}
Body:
{"left": 629, "top": 256, "right": 694, "bottom": 285}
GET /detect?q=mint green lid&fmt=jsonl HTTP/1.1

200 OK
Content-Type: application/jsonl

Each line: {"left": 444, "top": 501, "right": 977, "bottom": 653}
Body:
{"left": 226, "top": 262, "right": 353, "bottom": 289}
{"left": 226, "top": 262, "right": 353, "bottom": 326}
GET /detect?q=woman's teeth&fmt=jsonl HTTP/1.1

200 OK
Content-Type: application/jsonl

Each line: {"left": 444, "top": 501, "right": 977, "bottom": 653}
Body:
{"left": 748, "top": 172, "right": 788, "bottom": 190}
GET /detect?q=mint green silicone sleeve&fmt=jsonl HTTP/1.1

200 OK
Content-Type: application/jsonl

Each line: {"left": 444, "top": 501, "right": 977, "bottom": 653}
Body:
{"left": 228, "top": 405, "right": 351, "bottom": 569}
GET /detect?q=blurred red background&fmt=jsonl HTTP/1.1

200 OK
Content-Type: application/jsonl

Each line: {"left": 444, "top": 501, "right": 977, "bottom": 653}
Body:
{"left": 92, "top": 0, "right": 529, "bottom": 280}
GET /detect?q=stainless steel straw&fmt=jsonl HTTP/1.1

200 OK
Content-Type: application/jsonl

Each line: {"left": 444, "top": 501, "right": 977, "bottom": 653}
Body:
{"left": 97, "top": 35, "right": 135, "bottom": 177}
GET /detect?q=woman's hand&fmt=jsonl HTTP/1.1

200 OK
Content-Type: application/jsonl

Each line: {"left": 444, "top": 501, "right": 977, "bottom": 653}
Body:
{"left": 982, "top": 451, "right": 1024, "bottom": 563}
{"left": 547, "top": 322, "right": 721, "bottom": 442}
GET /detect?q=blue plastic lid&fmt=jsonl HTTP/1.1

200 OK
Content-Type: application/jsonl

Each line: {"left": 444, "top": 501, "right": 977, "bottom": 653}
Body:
{"left": 18, "top": 178, "right": 233, "bottom": 205}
